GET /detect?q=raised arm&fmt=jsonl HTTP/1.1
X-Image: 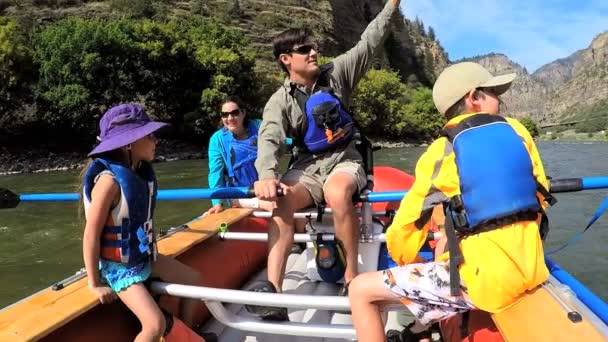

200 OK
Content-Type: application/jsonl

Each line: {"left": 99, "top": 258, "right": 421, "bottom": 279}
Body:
{"left": 331, "top": 0, "right": 401, "bottom": 101}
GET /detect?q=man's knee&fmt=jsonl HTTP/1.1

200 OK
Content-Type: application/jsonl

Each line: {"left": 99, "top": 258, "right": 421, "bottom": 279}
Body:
{"left": 324, "top": 177, "right": 357, "bottom": 209}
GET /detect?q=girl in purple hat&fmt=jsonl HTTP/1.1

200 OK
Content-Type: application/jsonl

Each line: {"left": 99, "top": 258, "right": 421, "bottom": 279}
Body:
{"left": 81, "top": 104, "right": 213, "bottom": 341}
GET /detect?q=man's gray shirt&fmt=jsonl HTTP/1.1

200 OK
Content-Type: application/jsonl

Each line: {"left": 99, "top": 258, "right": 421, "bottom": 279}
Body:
{"left": 255, "top": 1, "right": 398, "bottom": 180}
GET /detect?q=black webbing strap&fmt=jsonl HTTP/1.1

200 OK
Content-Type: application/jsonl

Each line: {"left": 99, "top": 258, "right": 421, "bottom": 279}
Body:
{"left": 537, "top": 180, "right": 557, "bottom": 206}
{"left": 444, "top": 210, "right": 464, "bottom": 296}
{"left": 460, "top": 310, "right": 470, "bottom": 338}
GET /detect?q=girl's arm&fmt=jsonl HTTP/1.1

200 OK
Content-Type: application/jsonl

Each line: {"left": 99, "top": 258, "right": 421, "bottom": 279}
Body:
{"left": 82, "top": 174, "right": 119, "bottom": 302}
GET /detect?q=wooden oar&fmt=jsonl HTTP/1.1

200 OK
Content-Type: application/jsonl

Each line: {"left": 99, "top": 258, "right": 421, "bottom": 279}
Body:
{"left": 1, "top": 177, "right": 607, "bottom": 209}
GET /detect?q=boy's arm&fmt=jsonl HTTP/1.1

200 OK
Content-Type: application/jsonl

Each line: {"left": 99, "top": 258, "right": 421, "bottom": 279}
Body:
{"left": 330, "top": 0, "right": 400, "bottom": 101}
{"left": 385, "top": 138, "right": 456, "bottom": 265}
{"left": 207, "top": 132, "right": 228, "bottom": 207}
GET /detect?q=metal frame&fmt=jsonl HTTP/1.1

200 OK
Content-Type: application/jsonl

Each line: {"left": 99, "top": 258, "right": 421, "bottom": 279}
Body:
{"left": 219, "top": 232, "right": 442, "bottom": 242}
{"left": 149, "top": 281, "right": 403, "bottom": 340}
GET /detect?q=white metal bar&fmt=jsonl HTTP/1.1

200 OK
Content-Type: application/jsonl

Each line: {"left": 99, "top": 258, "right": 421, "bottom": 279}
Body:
{"left": 220, "top": 231, "right": 442, "bottom": 242}
{"left": 150, "top": 282, "right": 351, "bottom": 310}
{"left": 150, "top": 281, "right": 407, "bottom": 312}
{"left": 250, "top": 209, "right": 389, "bottom": 219}
{"left": 205, "top": 301, "right": 357, "bottom": 339}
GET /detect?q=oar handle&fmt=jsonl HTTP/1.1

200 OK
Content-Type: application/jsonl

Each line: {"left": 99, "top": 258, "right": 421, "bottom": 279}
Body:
{"left": 549, "top": 177, "right": 608, "bottom": 193}
{"left": 549, "top": 178, "right": 583, "bottom": 193}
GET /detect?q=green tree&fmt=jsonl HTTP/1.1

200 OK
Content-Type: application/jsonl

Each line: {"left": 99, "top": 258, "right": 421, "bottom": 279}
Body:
{"left": 351, "top": 69, "right": 410, "bottom": 137}
{"left": 351, "top": 69, "right": 443, "bottom": 140}
{"left": 110, "top": 0, "right": 156, "bottom": 18}
{"left": 191, "top": 0, "right": 207, "bottom": 16}
{"left": 400, "top": 87, "right": 444, "bottom": 139}
{"left": 0, "top": 18, "right": 36, "bottom": 137}
{"left": 33, "top": 17, "right": 258, "bottom": 142}
{"left": 427, "top": 26, "right": 436, "bottom": 41}
{"left": 519, "top": 116, "right": 540, "bottom": 137}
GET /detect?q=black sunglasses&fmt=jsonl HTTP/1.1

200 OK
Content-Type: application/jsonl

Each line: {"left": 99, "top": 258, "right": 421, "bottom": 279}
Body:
{"left": 286, "top": 44, "right": 317, "bottom": 55}
{"left": 220, "top": 109, "right": 241, "bottom": 118}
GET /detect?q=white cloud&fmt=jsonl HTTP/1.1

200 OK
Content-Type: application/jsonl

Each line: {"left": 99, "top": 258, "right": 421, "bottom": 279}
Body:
{"left": 401, "top": 0, "right": 608, "bottom": 71}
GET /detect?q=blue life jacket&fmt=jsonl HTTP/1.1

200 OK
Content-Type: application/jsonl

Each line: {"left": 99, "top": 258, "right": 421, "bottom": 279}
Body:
{"left": 302, "top": 91, "right": 354, "bottom": 153}
{"left": 220, "top": 120, "right": 259, "bottom": 187}
{"left": 441, "top": 114, "right": 555, "bottom": 296}
{"left": 83, "top": 158, "right": 157, "bottom": 266}
{"left": 444, "top": 114, "right": 541, "bottom": 232}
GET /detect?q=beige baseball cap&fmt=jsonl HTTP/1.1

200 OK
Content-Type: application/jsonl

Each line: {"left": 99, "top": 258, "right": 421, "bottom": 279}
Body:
{"left": 432, "top": 62, "right": 516, "bottom": 115}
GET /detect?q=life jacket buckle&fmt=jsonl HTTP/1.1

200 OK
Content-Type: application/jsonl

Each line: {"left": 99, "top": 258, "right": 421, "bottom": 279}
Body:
{"left": 449, "top": 195, "right": 469, "bottom": 231}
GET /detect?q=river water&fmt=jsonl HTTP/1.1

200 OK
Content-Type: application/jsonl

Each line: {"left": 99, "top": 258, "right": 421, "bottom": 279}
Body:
{"left": 0, "top": 141, "right": 607, "bottom": 308}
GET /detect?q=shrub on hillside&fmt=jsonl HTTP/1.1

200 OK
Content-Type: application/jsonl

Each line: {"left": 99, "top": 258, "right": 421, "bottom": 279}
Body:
{"left": 32, "top": 17, "right": 258, "bottom": 142}
{"left": 519, "top": 116, "right": 540, "bottom": 137}
{"left": 0, "top": 18, "right": 36, "bottom": 134}
{"left": 350, "top": 68, "right": 443, "bottom": 140}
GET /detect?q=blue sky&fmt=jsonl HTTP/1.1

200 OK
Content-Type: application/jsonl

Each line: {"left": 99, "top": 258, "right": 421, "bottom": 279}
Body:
{"left": 400, "top": 0, "right": 608, "bottom": 72}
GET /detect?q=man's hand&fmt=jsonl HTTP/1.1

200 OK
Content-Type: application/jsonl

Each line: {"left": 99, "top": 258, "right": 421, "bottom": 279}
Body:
{"left": 389, "top": 0, "right": 401, "bottom": 6}
{"left": 254, "top": 179, "right": 283, "bottom": 201}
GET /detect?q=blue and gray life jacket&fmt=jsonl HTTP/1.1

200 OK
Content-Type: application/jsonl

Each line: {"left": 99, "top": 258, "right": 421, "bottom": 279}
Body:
{"left": 290, "top": 64, "right": 355, "bottom": 154}
{"left": 83, "top": 158, "right": 158, "bottom": 266}
{"left": 220, "top": 120, "right": 260, "bottom": 187}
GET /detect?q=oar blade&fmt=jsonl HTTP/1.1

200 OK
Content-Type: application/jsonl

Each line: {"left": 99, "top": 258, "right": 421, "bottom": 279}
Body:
{"left": 0, "top": 188, "right": 20, "bottom": 209}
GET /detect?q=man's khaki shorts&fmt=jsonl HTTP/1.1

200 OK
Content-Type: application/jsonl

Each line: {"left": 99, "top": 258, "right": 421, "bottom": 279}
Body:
{"left": 281, "top": 161, "right": 367, "bottom": 205}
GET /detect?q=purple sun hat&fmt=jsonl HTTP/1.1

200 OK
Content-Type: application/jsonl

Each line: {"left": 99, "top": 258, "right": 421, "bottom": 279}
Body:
{"left": 88, "top": 104, "right": 169, "bottom": 157}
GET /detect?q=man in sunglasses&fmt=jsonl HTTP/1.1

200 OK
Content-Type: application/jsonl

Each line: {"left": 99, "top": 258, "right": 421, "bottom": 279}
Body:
{"left": 250, "top": 0, "right": 401, "bottom": 321}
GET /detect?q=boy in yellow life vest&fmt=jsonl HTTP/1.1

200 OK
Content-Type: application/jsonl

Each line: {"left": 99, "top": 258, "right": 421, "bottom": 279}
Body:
{"left": 348, "top": 62, "right": 553, "bottom": 342}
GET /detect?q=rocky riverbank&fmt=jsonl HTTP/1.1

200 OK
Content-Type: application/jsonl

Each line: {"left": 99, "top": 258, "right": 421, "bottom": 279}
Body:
{"left": 0, "top": 139, "right": 428, "bottom": 176}
{"left": 0, "top": 140, "right": 204, "bottom": 176}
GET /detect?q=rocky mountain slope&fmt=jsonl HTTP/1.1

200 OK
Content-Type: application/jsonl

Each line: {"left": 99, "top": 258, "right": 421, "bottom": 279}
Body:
{"left": 467, "top": 32, "right": 608, "bottom": 125}
{"left": 1, "top": 0, "right": 448, "bottom": 87}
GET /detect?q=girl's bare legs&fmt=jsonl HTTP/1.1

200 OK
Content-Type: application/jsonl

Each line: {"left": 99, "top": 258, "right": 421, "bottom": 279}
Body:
{"left": 153, "top": 254, "right": 202, "bottom": 327}
{"left": 117, "top": 283, "right": 165, "bottom": 342}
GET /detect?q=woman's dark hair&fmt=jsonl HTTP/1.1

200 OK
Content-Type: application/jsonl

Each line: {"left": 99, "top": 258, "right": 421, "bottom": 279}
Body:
{"left": 272, "top": 28, "right": 311, "bottom": 74}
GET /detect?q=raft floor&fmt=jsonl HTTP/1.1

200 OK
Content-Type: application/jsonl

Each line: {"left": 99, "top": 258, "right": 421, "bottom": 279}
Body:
{"left": 202, "top": 249, "right": 425, "bottom": 342}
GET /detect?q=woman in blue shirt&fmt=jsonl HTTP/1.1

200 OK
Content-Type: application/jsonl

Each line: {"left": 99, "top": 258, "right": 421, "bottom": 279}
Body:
{"left": 205, "top": 97, "right": 274, "bottom": 216}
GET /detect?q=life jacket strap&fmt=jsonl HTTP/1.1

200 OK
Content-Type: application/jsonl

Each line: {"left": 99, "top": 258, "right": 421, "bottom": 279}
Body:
{"left": 445, "top": 206, "right": 464, "bottom": 296}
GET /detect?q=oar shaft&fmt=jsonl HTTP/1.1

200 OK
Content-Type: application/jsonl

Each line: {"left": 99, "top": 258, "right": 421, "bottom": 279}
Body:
{"left": 11, "top": 176, "right": 608, "bottom": 203}
{"left": 16, "top": 187, "right": 255, "bottom": 202}
{"left": 19, "top": 193, "right": 80, "bottom": 201}
{"left": 157, "top": 187, "right": 254, "bottom": 200}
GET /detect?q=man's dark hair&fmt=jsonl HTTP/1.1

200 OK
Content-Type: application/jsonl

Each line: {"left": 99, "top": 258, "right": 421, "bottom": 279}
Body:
{"left": 272, "top": 28, "right": 311, "bottom": 74}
